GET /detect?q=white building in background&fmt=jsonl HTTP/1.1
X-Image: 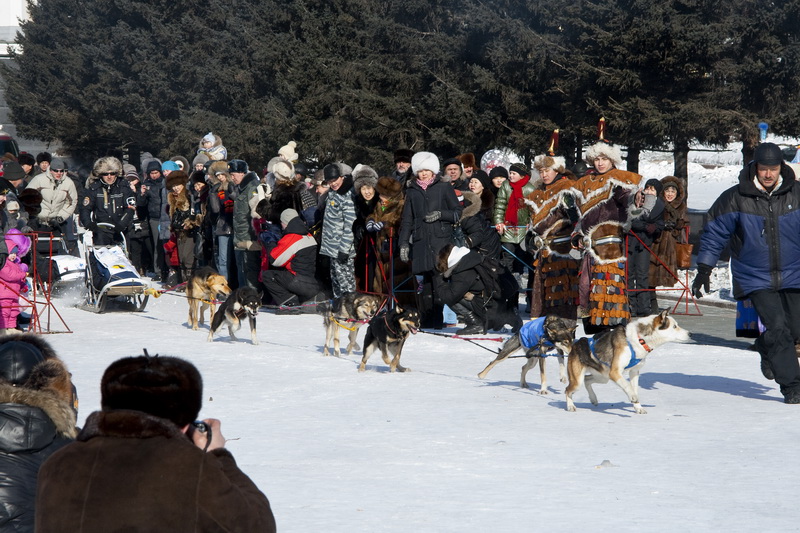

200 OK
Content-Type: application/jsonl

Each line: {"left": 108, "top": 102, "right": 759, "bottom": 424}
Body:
{"left": 0, "top": 0, "right": 27, "bottom": 57}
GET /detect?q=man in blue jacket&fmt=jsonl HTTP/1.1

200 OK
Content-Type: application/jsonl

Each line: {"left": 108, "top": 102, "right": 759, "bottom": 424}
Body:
{"left": 692, "top": 142, "right": 800, "bottom": 403}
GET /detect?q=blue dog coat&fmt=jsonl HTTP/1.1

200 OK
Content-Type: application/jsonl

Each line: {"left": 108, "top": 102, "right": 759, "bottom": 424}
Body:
{"left": 519, "top": 317, "right": 556, "bottom": 353}
{"left": 587, "top": 337, "right": 644, "bottom": 369}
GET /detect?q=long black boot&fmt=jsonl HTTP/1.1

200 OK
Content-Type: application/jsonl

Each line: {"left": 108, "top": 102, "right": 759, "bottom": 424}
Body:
{"left": 456, "top": 310, "right": 484, "bottom": 336}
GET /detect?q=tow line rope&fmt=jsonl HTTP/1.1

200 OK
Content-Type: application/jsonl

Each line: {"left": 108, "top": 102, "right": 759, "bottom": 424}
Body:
{"left": 419, "top": 329, "right": 505, "bottom": 354}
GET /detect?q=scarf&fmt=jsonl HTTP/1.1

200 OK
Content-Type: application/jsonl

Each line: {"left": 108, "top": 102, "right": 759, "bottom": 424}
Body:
{"left": 416, "top": 176, "right": 435, "bottom": 190}
{"left": 504, "top": 175, "right": 530, "bottom": 225}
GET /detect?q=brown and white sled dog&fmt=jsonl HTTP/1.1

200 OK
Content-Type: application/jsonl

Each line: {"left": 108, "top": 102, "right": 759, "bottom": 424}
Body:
{"left": 187, "top": 266, "right": 232, "bottom": 330}
{"left": 565, "top": 310, "right": 690, "bottom": 414}
{"left": 207, "top": 287, "right": 262, "bottom": 345}
{"left": 321, "top": 292, "right": 382, "bottom": 357}
{"left": 359, "top": 306, "right": 420, "bottom": 372}
{"left": 477, "top": 315, "right": 577, "bottom": 394}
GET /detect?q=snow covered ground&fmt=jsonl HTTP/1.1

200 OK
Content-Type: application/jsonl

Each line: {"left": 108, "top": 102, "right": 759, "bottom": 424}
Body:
{"left": 26, "top": 143, "right": 800, "bottom": 531}
{"left": 36, "top": 281, "right": 797, "bottom": 533}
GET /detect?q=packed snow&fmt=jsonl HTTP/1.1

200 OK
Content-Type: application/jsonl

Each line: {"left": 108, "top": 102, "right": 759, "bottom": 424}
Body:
{"left": 24, "top": 142, "right": 800, "bottom": 531}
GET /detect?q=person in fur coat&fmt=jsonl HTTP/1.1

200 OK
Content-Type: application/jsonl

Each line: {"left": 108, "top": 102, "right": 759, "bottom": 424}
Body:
{"left": 0, "top": 333, "right": 77, "bottom": 533}
{"left": 365, "top": 176, "right": 409, "bottom": 301}
{"left": 524, "top": 154, "right": 579, "bottom": 319}
{"left": 35, "top": 354, "right": 275, "bottom": 532}
{"left": 166, "top": 171, "right": 202, "bottom": 283}
{"left": 572, "top": 141, "right": 648, "bottom": 332}
{"left": 649, "top": 176, "right": 688, "bottom": 289}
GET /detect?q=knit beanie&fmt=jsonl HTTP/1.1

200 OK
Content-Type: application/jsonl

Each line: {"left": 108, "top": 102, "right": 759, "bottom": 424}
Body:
{"left": 489, "top": 166, "right": 509, "bottom": 180}
{"left": 280, "top": 208, "right": 299, "bottom": 226}
{"left": 509, "top": 162, "right": 529, "bottom": 177}
{"left": 644, "top": 178, "right": 664, "bottom": 196}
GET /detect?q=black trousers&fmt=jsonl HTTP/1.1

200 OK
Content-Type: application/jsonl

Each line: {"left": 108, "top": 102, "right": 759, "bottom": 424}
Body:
{"left": 749, "top": 289, "right": 800, "bottom": 395}
{"left": 627, "top": 243, "right": 651, "bottom": 316}
{"left": 262, "top": 270, "right": 320, "bottom": 305}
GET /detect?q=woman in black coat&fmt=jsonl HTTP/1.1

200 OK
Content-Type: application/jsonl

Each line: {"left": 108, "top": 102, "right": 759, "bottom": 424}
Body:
{"left": 398, "top": 152, "right": 462, "bottom": 328}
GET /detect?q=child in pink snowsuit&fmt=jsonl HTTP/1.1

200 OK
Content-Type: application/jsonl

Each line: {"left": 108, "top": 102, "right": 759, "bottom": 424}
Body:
{"left": 0, "top": 229, "right": 31, "bottom": 333}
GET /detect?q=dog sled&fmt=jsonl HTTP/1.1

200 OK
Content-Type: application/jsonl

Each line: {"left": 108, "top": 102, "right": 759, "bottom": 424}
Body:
{"left": 34, "top": 235, "right": 85, "bottom": 292}
{"left": 79, "top": 232, "right": 149, "bottom": 313}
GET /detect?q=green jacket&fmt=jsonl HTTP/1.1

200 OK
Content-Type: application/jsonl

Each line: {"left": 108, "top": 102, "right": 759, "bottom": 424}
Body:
{"left": 492, "top": 179, "right": 537, "bottom": 243}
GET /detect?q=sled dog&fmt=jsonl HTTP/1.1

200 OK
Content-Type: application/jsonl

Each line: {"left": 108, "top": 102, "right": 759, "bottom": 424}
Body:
{"left": 565, "top": 310, "right": 690, "bottom": 414}
{"left": 187, "top": 266, "right": 232, "bottom": 330}
{"left": 207, "top": 287, "right": 262, "bottom": 345}
{"left": 359, "top": 306, "right": 421, "bottom": 372}
{"left": 477, "top": 315, "right": 577, "bottom": 394}
{"left": 321, "top": 292, "right": 382, "bottom": 357}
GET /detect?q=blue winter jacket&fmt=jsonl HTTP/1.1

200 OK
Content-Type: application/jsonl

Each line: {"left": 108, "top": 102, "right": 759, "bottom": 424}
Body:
{"left": 696, "top": 162, "right": 800, "bottom": 299}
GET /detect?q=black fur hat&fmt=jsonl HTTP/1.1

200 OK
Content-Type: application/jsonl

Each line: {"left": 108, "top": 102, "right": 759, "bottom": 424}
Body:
{"left": 101, "top": 354, "right": 202, "bottom": 428}
{"left": 228, "top": 159, "right": 248, "bottom": 174}
{"left": 394, "top": 148, "right": 414, "bottom": 164}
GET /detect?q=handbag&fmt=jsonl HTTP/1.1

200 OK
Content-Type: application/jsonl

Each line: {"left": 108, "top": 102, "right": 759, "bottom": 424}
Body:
{"left": 675, "top": 242, "right": 693, "bottom": 269}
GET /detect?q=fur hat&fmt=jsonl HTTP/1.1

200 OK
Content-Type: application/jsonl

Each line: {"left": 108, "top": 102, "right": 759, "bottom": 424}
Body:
{"left": 280, "top": 208, "right": 299, "bottom": 225}
{"left": 411, "top": 152, "right": 440, "bottom": 175}
{"left": 17, "top": 153, "right": 35, "bottom": 167}
{"left": 533, "top": 154, "right": 566, "bottom": 173}
{"left": 457, "top": 153, "right": 477, "bottom": 169}
{"left": 509, "top": 162, "right": 529, "bottom": 176}
{"left": 273, "top": 160, "right": 295, "bottom": 182}
{"left": 323, "top": 163, "right": 342, "bottom": 183}
{"left": 101, "top": 354, "right": 202, "bottom": 428}
{"left": 208, "top": 160, "right": 228, "bottom": 178}
{"left": 394, "top": 148, "right": 414, "bottom": 164}
{"left": 166, "top": 170, "right": 188, "bottom": 190}
{"left": 489, "top": 166, "right": 508, "bottom": 179}
{"left": 2, "top": 161, "right": 25, "bottom": 181}
{"left": 584, "top": 142, "right": 623, "bottom": 168}
{"left": 278, "top": 141, "right": 299, "bottom": 163}
{"left": 18, "top": 188, "right": 43, "bottom": 215}
{"left": 190, "top": 170, "right": 207, "bottom": 186}
{"left": 93, "top": 156, "right": 123, "bottom": 177}
{"left": 228, "top": 159, "right": 248, "bottom": 174}
{"left": 170, "top": 156, "right": 190, "bottom": 172}
{"left": 376, "top": 176, "right": 403, "bottom": 198}
{"left": 352, "top": 164, "right": 379, "bottom": 192}
{"left": 36, "top": 152, "right": 52, "bottom": 164}
{"left": 192, "top": 153, "right": 210, "bottom": 168}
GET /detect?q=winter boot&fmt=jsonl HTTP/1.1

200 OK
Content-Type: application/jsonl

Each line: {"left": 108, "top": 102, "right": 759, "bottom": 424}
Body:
{"left": 456, "top": 312, "right": 484, "bottom": 336}
{"left": 760, "top": 357, "right": 775, "bottom": 381}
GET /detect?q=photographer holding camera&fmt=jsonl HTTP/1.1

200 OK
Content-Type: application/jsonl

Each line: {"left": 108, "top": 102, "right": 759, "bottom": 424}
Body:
{"left": 35, "top": 353, "right": 276, "bottom": 532}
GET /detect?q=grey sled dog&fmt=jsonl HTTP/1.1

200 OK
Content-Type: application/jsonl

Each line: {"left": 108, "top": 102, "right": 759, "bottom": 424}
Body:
{"left": 321, "top": 292, "right": 382, "bottom": 357}
{"left": 477, "top": 315, "right": 576, "bottom": 393}
{"left": 565, "top": 310, "right": 690, "bottom": 414}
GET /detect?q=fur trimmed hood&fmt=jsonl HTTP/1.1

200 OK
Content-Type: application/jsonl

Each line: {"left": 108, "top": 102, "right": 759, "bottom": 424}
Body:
{"left": 92, "top": 156, "right": 123, "bottom": 178}
{"left": 660, "top": 175, "right": 685, "bottom": 207}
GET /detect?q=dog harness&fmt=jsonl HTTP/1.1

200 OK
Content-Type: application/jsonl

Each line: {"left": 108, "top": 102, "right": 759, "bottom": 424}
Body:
{"left": 587, "top": 336, "right": 652, "bottom": 369}
{"left": 519, "top": 317, "right": 556, "bottom": 353}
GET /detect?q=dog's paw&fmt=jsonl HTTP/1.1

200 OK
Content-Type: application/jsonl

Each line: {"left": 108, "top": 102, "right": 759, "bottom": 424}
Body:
{"left": 560, "top": 376, "right": 568, "bottom": 384}
{"left": 537, "top": 389, "right": 549, "bottom": 395}
{"left": 519, "top": 381, "right": 529, "bottom": 389}
{"left": 358, "top": 364, "right": 367, "bottom": 372}
{"left": 634, "top": 405, "right": 647, "bottom": 414}
{"left": 566, "top": 404, "right": 576, "bottom": 412}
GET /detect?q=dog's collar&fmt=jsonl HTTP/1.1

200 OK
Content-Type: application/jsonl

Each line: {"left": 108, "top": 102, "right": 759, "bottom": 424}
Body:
{"left": 383, "top": 314, "right": 398, "bottom": 336}
{"left": 638, "top": 337, "right": 653, "bottom": 353}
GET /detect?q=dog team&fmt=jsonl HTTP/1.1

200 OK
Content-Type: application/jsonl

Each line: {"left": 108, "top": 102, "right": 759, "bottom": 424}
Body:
{"left": 184, "top": 260, "right": 690, "bottom": 413}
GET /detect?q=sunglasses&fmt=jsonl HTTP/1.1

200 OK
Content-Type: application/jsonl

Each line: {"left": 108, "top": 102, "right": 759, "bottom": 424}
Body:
{"left": 52, "top": 169, "right": 67, "bottom": 174}
{"left": 101, "top": 172, "right": 117, "bottom": 177}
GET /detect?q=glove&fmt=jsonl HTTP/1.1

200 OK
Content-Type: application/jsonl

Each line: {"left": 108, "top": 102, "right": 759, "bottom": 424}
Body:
{"left": 18, "top": 262, "right": 29, "bottom": 273}
{"left": 366, "top": 219, "right": 384, "bottom": 232}
{"left": 52, "top": 216, "right": 65, "bottom": 225}
{"left": 235, "top": 240, "right": 253, "bottom": 250}
{"left": 664, "top": 220, "right": 676, "bottom": 230}
{"left": 646, "top": 223, "right": 657, "bottom": 234}
{"left": 691, "top": 264, "right": 713, "bottom": 299}
{"left": 400, "top": 245, "right": 410, "bottom": 262}
{"left": 424, "top": 211, "right": 441, "bottom": 223}
{"left": 337, "top": 251, "right": 350, "bottom": 264}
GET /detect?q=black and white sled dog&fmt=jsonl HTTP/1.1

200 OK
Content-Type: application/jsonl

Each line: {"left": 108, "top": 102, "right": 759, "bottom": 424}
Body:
{"left": 565, "top": 310, "right": 690, "bottom": 414}
{"left": 477, "top": 315, "right": 577, "bottom": 394}
{"left": 321, "top": 292, "right": 382, "bottom": 357}
{"left": 359, "top": 305, "right": 420, "bottom": 372}
{"left": 207, "top": 287, "right": 262, "bottom": 345}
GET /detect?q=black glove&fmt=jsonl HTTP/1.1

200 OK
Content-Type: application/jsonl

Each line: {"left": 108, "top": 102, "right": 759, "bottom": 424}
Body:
{"left": 646, "top": 223, "right": 657, "bottom": 234}
{"left": 664, "top": 220, "right": 676, "bottom": 231}
{"left": 337, "top": 251, "right": 349, "bottom": 264}
{"left": 691, "top": 264, "right": 713, "bottom": 299}
{"left": 400, "top": 245, "right": 410, "bottom": 262}
{"left": 424, "top": 211, "right": 441, "bottom": 223}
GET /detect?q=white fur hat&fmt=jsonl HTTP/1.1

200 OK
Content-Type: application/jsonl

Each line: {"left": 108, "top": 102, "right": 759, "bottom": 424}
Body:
{"left": 278, "top": 141, "right": 298, "bottom": 163}
{"left": 411, "top": 151, "right": 440, "bottom": 175}
{"left": 584, "top": 142, "right": 622, "bottom": 168}
{"left": 533, "top": 154, "right": 566, "bottom": 173}
{"left": 273, "top": 160, "right": 295, "bottom": 181}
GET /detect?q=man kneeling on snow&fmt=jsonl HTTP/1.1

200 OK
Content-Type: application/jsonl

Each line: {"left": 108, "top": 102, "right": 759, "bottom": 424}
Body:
{"left": 35, "top": 354, "right": 276, "bottom": 532}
